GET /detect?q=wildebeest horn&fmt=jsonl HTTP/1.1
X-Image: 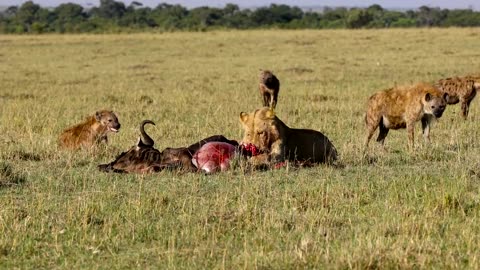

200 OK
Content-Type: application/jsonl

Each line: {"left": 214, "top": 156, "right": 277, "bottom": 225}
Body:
{"left": 138, "top": 120, "right": 156, "bottom": 147}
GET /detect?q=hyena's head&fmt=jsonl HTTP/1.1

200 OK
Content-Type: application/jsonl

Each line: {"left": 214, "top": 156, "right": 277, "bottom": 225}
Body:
{"left": 95, "top": 110, "right": 121, "bottom": 132}
{"left": 423, "top": 92, "right": 448, "bottom": 118}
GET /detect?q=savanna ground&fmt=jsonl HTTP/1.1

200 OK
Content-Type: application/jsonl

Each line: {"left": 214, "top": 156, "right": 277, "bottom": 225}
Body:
{"left": 1, "top": 28, "right": 480, "bottom": 268}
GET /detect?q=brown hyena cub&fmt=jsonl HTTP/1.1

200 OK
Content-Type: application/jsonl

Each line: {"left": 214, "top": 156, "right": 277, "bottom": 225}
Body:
{"left": 364, "top": 83, "right": 448, "bottom": 150}
{"left": 59, "top": 110, "right": 121, "bottom": 149}
{"left": 259, "top": 70, "right": 280, "bottom": 109}
{"left": 435, "top": 75, "right": 479, "bottom": 119}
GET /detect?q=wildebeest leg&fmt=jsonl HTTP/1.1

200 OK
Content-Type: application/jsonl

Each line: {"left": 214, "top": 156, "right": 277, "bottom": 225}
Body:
{"left": 98, "top": 163, "right": 127, "bottom": 173}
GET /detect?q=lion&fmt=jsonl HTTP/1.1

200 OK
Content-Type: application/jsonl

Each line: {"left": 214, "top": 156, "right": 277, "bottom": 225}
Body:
{"left": 59, "top": 110, "right": 120, "bottom": 150}
{"left": 259, "top": 70, "right": 280, "bottom": 109}
{"left": 435, "top": 75, "right": 479, "bottom": 119}
{"left": 239, "top": 107, "right": 337, "bottom": 167}
{"left": 364, "top": 82, "right": 448, "bottom": 150}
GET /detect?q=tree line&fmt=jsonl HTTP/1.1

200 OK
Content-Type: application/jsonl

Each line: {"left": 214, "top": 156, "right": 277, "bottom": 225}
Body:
{"left": 1, "top": 0, "right": 480, "bottom": 33}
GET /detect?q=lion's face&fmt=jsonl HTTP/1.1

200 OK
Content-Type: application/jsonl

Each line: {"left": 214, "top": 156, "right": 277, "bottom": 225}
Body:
{"left": 423, "top": 92, "right": 447, "bottom": 118}
{"left": 239, "top": 107, "right": 280, "bottom": 152}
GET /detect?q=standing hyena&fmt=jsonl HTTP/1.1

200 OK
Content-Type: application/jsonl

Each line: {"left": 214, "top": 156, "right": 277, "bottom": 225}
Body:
{"left": 364, "top": 83, "right": 448, "bottom": 151}
{"left": 435, "top": 75, "right": 479, "bottom": 119}
{"left": 259, "top": 70, "right": 280, "bottom": 109}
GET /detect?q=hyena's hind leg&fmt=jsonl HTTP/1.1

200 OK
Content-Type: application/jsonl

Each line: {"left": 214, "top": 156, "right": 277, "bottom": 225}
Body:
{"left": 270, "top": 90, "right": 278, "bottom": 109}
{"left": 364, "top": 113, "right": 382, "bottom": 152}
{"left": 461, "top": 92, "right": 476, "bottom": 119}
{"left": 263, "top": 90, "right": 271, "bottom": 107}
{"left": 376, "top": 120, "right": 389, "bottom": 147}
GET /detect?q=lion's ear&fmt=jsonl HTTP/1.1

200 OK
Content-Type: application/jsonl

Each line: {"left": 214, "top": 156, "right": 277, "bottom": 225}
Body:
{"left": 239, "top": 112, "right": 249, "bottom": 123}
{"left": 265, "top": 108, "right": 275, "bottom": 119}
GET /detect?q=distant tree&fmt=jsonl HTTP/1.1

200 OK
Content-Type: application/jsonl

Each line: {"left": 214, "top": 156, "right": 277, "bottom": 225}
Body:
{"left": 251, "top": 4, "right": 303, "bottom": 27}
{"left": 16, "top": 1, "right": 41, "bottom": 32}
{"left": 92, "top": 0, "right": 126, "bottom": 20}
{"left": 120, "top": 5, "right": 156, "bottom": 28}
{"left": 416, "top": 6, "right": 447, "bottom": 26}
{"left": 35, "top": 6, "right": 55, "bottom": 32}
{"left": 1, "top": 2, "right": 480, "bottom": 34}
{"left": 53, "top": 3, "right": 86, "bottom": 32}
{"left": 390, "top": 17, "right": 416, "bottom": 27}
{"left": 222, "top": 7, "right": 252, "bottom": 28}
{"left": 290, "top": 11, "right": 322, "bottom": 29}
{"left": 151, "top": 3, "right": 188, "bottom": 29}
{"left": 346, "top": 8, "right": 373, "bottom": 28}
{"left": 223, "top": 3, "right": 239, "bottom": 17}
{"left": 367, "top": 4, "right": 383, "bottom": 13}
{"left": 186, "top": 6, "right": 223, "bottom": 29}
{"left": 321, "top": 7, "right": 347, "bottom": 28}
{"left": 443, "top": 9, "right": 480, "bottom": 26}
{"left": 5, "top": 6, "right": 19, "bottom": 17}
{"left": 131, "top": 1, "right": 143, "bottom": 7}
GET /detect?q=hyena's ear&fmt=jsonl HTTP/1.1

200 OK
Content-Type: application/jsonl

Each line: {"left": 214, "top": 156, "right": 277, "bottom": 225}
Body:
{"left": 424, "top": 93, "right": 431, "bottom": 102}
{"left": 239, "top": 112, "right": 249, "bottom": 124}
{"left": 264, "top": 108, "right": 275, "bottom": 119}
{"left": 443, "top": 93, "right": 449, "bottom": 101}
{"left": 95, "top": 111, "right": 102, "bottom": 122}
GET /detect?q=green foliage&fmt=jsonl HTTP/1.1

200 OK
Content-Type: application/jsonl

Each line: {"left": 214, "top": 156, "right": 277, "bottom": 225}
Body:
{"left": 443, "top": 9, "right": 480, "bottom": 26}
{"left": 1, "top": 1, "right": 480, "bottom": 33}
{"left": 346, "top": 9, "right": 373, "bottom": 28}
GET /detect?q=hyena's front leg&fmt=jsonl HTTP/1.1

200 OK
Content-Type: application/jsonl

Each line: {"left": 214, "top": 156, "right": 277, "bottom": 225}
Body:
{"left": 406, "top": 122, "right": 415, "bottom": 150}
{"left": 421, "top": 115, "right": 432, "bottom": 143}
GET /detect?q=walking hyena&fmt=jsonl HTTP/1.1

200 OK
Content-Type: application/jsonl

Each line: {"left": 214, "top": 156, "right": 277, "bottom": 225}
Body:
{"left": 364, "top": 83, "right": 448, "bottom": 150}
{"left": 259, "top": 70, "right": 280, "bottom": 109}
{"left": 435, "top": 75, "right": 479, "bottom": 119}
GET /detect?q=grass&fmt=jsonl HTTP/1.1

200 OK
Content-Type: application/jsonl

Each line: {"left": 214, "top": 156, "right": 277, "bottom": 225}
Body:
{"left": 0, "top": 28, "right": 480, "bottom": 268}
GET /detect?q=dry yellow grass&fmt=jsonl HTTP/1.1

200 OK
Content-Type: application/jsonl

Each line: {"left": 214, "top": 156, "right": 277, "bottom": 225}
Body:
{"left": 0, "top": 28, "right": 480, "bottom": 268}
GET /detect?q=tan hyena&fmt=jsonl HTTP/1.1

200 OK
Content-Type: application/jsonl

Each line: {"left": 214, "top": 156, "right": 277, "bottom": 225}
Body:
{"left": 59, "top": 110, "right": 121, "bottom": 149}
{"left": 259, "top": 70, "right": 280, "bottom": 109}
{"left": 364, "top": 83, "right": 448, "bottom": 150}
{"left": 435, "top": 75, "right": 479, "bottom": 119}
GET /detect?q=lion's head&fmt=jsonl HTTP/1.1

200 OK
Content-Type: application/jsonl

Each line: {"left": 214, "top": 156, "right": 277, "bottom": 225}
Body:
{"left": 239, "top": 107, "right": 281, "bottom": 153}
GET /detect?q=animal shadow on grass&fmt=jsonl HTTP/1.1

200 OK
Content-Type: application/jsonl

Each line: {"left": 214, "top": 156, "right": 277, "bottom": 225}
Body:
{"left": 9, "top": 150, "right": 41, "bottom": 161}
{"left": 469, "top": 164, "right": 480, "bottom": 179}
{"left": 0, "top": 162, "right": 27, "bottom": 188}
{"left": 303, "top": 94, "right": 338, "bottom": 103}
